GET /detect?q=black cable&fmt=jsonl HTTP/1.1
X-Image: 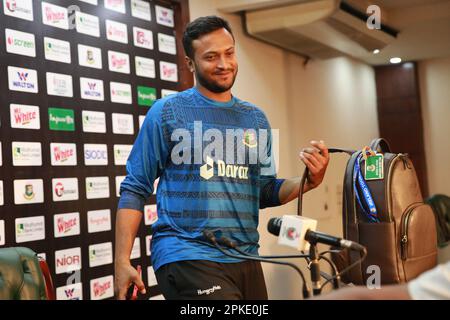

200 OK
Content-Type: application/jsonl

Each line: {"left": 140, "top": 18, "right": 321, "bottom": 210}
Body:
{"left": 215, "top": 235, "right": 310, "bottom": 259}
{"left": 236, "top": 249, "right": 309, "bottom": 259}
{"left": 318, "top": 255, "right": 340, "bottom": 289}
{"left": 216, "top": 236, "right": 338, "bottom": 297}
{"left": 202, "top": 231, "right": 311, "bottom": 298}
{"left": 215, "top": 244, "right": 311, "bottom": 299}
{"left": 319, "top": 249, "right": 342, "bottom": 256}
{"left": 234, "top": 246, "right": 336, "bottom": 285}
{"left": 320, "top": 247, "right": 368, "bottom": 292}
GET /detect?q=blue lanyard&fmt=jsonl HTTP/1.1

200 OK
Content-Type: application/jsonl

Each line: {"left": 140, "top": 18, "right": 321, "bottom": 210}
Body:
{"left": 353, "top": 154, "right": 380, "bottom": 223}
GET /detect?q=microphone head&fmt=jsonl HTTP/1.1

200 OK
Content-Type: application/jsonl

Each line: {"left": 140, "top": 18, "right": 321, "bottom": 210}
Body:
{"left": 267, "top": 217, "right": 282, "bottom": 236}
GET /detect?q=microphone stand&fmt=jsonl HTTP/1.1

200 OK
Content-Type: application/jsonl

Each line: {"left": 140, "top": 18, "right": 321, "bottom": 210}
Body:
{"left": 308, "top": 242, "right": 322, "bottom": 296}
{"left": 230, "top": 245, "right": 336, "bottom": 286}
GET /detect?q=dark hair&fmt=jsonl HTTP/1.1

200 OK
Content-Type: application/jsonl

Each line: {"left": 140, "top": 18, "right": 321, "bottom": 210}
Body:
{"left": 182, "top": 15, "right": 234, "bottom": 59}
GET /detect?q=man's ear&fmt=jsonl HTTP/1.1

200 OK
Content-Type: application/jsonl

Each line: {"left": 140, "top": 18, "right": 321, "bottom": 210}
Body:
{"left": 185, "top": 56, "right": 195, "bottom": 73}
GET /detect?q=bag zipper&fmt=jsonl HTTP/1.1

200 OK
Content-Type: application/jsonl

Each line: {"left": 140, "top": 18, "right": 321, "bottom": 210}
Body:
{"left": 400, "top": 202, "right": 422, "bottom": 260}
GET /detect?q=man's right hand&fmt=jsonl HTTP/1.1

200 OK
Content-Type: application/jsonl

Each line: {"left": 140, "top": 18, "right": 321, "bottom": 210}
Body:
{"left": 114, "top": 262, "right": 146, "bottom": 300}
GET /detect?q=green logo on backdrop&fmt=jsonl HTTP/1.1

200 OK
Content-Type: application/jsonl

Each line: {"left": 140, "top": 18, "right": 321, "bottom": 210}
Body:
{"left": 48, "top": 108, "right": 75, "bottom": 131}
{"left": 137, "top": 86, "right": 156, "bottom": 106}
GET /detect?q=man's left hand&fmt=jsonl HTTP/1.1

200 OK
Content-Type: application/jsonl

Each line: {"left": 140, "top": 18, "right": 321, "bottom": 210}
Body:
{"left": 299, "top": 140, "right": 329, "bottom": 189}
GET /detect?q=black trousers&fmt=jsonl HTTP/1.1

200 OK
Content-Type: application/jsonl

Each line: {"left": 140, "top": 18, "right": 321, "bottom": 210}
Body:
{"left": 155, "top": 260, "right": 268, "bottom": 300}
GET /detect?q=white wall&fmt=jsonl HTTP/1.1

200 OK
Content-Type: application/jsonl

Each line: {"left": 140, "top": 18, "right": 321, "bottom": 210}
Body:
{"left": 419, "top": 57, "right": 450, "bottom": 197}
{"left": 188, "top": 0, "right": 379, "bottom": 299}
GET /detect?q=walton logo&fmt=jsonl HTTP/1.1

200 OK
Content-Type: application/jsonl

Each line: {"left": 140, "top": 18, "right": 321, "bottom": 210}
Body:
{"left": 88, "top": 82, "right": 96, "bottom": 90}
{"left": 200, "top": 156, "right": 248, "bottom": 180}
{"left": 17, "top": 72, "right": 28, "bottom": 81}
{"left": 64, "top": 288, "right": 79, "bottom": 300}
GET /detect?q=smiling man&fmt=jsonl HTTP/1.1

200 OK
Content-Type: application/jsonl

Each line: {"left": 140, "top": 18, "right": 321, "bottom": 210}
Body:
{"left": 114, "top": 16, "right": 329, "bottom": 300}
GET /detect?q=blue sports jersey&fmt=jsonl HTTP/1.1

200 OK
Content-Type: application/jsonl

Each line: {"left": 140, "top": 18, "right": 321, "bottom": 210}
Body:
{"left": 118, "top": 87, "right": 284, "bottom": 271}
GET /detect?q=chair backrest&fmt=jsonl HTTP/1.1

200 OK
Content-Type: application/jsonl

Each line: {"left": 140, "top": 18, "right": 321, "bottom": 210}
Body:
{"left": 0, "top": 247, "right": 54, "bottom": 300}
{"left": 426, "top": 194, "right": 450, "bottom": 247}
{"left": 38, "top": 257, "right": 56, "bottom": 300}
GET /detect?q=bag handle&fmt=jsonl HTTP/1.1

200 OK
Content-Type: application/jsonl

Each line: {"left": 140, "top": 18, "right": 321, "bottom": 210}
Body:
{"left": 297, "top": 148, "right": 355, "bottom": 216}
{"left": 369, "top": 138, "right": 391, "bottom": 153}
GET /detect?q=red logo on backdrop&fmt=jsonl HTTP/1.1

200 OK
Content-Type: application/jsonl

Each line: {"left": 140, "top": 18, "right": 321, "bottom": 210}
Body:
{"left": 56, "top": 254, "right": 80, "bottom": 268}
{"left": 146, "top": 207, "right": 157, "bottom": 224}
{"left": 111, "top": 55, "right": 127, "bottom": 68}
{"left": 6, "top": 0, "right": 17, "bottom": 12}
{"left": 57, "top": 217, "right": 77, "bottom": 233}
{"left": 53, "top": 147, "right": 74, "bottom": 162}
{"left": 163, "top": 65, "right": 175, "bottom": 78}
{"left": 55, "top": 182, "right": 64, "bottom": 197}
{"left": 14, "top": 108, "right": 36, "bottom": 125}
{"left": 45, "top": 7, "right": 65, "bottom": 22}
{"left": 137, "top": 31, "right": 145, "bottom": 44}
{"left": 93, "top": 281, "right": 111, "bottom": 297}
{"left": 88, "top": 82, "right": 97, "bottom": 90}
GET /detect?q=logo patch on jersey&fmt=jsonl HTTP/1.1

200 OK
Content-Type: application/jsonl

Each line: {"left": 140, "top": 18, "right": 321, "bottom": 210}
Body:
{"left": 200, "top": 156, "right": 214, "bottom": 180}
{"left": 200, "top": 156, "right": 248, "bottom": 180}
{"left": 243, "top": 130, "right": 258, "bottom": 148}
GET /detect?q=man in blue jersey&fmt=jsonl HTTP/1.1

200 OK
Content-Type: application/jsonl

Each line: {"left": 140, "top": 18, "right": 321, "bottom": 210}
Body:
{"left": 114, "top": 16, "right": 329, "bottom": 300}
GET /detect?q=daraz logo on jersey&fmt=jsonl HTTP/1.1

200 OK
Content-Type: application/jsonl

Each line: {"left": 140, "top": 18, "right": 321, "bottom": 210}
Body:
{"left": 171, "top": 122, "right": 278, "bottom": 178}
{"left": 200, "top": 156, "right": 249, "bottom": 180}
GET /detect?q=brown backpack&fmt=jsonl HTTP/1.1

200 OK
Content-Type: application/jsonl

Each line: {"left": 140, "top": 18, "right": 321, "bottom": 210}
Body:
{"left": 332, "top": 138, "right": 438, "bottom": 285}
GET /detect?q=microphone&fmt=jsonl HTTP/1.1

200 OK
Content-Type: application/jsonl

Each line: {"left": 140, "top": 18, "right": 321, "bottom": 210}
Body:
{"left": 268, "top": 216, "right": 365, "bottom": 252}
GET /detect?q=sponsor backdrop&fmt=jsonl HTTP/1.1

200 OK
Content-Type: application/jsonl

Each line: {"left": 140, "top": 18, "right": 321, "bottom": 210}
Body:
{"left": 0, "top": 0, "right": 186, "bottom": 300}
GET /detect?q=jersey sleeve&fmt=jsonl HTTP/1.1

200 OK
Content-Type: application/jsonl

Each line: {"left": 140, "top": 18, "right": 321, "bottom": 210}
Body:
{"left": 118, "top": 100, "right": 170, "bottom": 212}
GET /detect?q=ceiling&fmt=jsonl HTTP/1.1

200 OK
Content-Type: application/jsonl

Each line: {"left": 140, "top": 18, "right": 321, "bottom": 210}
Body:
{"left": 217, "top": 0, "right": 450, "bottom": 65}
